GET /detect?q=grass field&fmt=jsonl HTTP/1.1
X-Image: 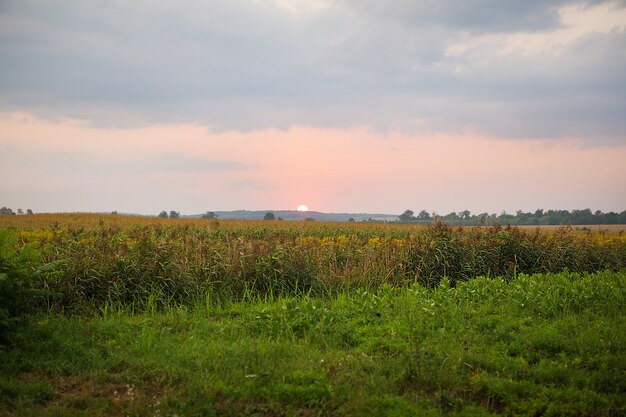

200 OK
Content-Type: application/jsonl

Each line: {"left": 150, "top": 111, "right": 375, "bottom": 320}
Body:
{"left": 519, "top": 224, "right": 626, "bottom": 235}
{"left": 1, "top": 214, "right": 625, "bottom": 416}
{"left": 2, "top": 213, "right": 625, "bottom": 235}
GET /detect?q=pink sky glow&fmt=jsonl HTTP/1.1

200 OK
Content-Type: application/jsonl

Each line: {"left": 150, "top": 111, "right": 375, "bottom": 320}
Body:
{"left": 2, "top": 1, "right": 625, "bottom": 215}
{"left": 1, "top": 112, "right": 625, "bottom": 215}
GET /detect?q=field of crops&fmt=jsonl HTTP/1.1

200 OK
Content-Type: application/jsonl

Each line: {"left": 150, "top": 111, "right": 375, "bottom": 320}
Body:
{"left": 1, "top": 214, "right": 625, "bottom": 416}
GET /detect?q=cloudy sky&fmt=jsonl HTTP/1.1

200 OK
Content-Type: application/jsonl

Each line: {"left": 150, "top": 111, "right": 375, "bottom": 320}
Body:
{"left": 1, "top": 0, "right": 625, "bottom": 215}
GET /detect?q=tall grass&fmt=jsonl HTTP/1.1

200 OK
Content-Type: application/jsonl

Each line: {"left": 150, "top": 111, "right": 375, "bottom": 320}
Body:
{"left": 2, "top": 270, "right": 625, "bottom": 416}
{"left": 1, "top": 214, "right": 625, "bottom": 416}
{"left": 2, "top": 214, "right": 624, "bottom": 313}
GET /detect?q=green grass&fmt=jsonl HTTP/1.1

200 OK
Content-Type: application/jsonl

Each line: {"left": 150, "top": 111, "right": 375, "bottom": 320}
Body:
{"left": 3, "top": 220, "right": 624, "bottom": 314}
{"left": 1, "top": 270, "right": 625, "bottom": 416}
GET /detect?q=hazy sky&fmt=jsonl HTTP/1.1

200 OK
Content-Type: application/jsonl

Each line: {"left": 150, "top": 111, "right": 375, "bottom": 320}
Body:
{"left": 1, "top": 0, "right": 625, "bottom": 215}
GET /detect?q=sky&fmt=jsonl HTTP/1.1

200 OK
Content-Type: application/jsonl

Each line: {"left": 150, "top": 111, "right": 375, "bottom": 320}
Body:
{"left": 1, "top": 0, "right": 626, "bottom": 215}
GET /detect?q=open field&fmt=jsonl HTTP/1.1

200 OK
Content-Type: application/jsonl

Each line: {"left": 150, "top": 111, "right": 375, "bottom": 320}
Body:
{"left": 2, "top": 213, "right": 625, "bottom": 235}
{"left": 0, "top": 213, "right": 429, "bottom": 233}
{"left": 1, "top": 271, "right": 625, "bottom": 417}
{"left": 518, "top": 224, "right": 626, "bottom": 235}
{"left": 1, "top": 214, "right": 626, "bottom": 416}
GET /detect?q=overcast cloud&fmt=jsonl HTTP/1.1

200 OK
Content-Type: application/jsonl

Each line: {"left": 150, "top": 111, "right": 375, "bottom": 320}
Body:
{"left": 1, "top": 1, "right": 626, "bottom": 214}
{"left": 1, "top": 0, "right": 625, "bottom": 142}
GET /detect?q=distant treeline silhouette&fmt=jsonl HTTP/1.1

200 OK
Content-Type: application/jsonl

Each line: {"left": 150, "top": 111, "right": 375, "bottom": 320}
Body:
{"left": 398, "top": 209, "right": 626, "bottom": 226}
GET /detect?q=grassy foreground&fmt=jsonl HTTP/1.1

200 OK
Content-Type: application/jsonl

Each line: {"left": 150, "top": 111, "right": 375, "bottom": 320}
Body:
{"left": 2, "top": 270, "right": 625, "bottom": 417}
{"left": 2, "top": 214, "right": 626, "bottom": 313}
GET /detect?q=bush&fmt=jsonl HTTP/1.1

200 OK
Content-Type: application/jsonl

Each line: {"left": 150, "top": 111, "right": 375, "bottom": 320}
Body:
{"left": 0, "top": 229, "right": 56, "bottom": 343}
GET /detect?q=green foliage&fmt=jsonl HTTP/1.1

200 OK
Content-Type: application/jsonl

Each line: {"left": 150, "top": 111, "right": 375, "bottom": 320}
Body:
{"left": 0, "top": 377, "right": 54, "bottom": 410}
{"left": 1, "top": 270, "right": 624, "bottom": 416}
{"left": 201, "top": 211, "right": 218, "bottom": 219}
{"left": 0, "top": 229, "right": 60, "bottom": 343}
{"left": 0, "top": 207, "right": 16, "bottom": 215}
{"left": 3, "top": 221, "right": 621, "bottom": 313}
{"left": 398, "top": 209, "right": 415, "bottom": 222}
{"left": 2, "top": 216, "right": 624, "bottom": 415}
{"left": 0, "top": 229, "right": 40, "bottom": 342}
{"left": 405, "top": 208, "right": 626, "bottom": 226}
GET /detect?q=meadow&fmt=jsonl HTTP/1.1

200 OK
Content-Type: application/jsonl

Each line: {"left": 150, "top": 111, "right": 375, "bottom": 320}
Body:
{"left": 1, "top": 214, "right": 625, "bottom": 416}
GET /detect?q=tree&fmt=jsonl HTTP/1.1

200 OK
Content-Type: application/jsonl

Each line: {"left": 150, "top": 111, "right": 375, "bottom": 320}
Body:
{"left": 416, "top": 210, "right": 431, "bottom": 220}
{"left": 445, "top": 212, "right": 459, "bottom": 220}
{"left": 497, "top": 211, "right": 514, "bottom": 221}
{"left": 605, "top": 212, "right": 618, "bottom": 224}
{"left": 348, "top": 217, "right": 356, "bottom": 222}
{"left": 158, "top": 211, "right": 168, "bottom": 218}
{"left": 169, "top": 211, "right": 180, "bottom": 219}
{"left": 0, "top": 207, "right": 15, "bottom": 215}
{"left": 26, "top": 209, "right": 33, "bottom": 215}
{"left": 398, "top": 210, "right": 415, "bottom": 222}
{"left": 17, "top": 209, "right": 24, "bottom": 215}
{"left": 202, "top": 211, "right": 218, "bottom": 219}
{"left": 263, "top": 212, "right": 275, "bottom": 220}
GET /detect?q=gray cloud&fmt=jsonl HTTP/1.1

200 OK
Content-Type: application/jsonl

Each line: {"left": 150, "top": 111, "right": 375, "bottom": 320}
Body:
{"left": 346, "top": 0, "right": 568, "bottom": 33}
{"left": 0, "top": 147, "right": 246, "bottom": 175}
{"left": 229, "top": 178, "right": 270, "bottom": 190}
{"left": 0, "top": 0, "right": 625, "bottom": 143}
{"left": 129, "top": 153, "right": 247, "bottom": 174}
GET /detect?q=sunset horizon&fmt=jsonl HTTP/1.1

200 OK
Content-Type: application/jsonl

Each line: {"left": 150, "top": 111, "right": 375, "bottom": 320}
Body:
{"left": 2, "top": 0, "right": 625, "bottom": 215}
{"left": 2, "top": 2, "right": 626, "bottom": 413}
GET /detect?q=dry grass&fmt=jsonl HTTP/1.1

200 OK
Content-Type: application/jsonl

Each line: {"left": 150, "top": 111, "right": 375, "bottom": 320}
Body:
{"left": 2, "top": 213, "right": 625, "bottom": 314}
{"left": 0, "top": 213, "right": 428, "bottom": 234}
{"left": 3, "top": 213, "right": 624, "bottom": 235}
{"left": 518, "top": 224, "right": 626, "bottom": 235}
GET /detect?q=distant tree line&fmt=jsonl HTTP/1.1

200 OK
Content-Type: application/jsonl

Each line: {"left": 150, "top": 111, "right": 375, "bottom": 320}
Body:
{"left": 158, "top": 210, "right": 180, "bottom": 219}
{"left": 1, "top": 207, "right": 34, "bottom": 215}
{"left": 398, "top": 209, "right": 626, "bottom": 226}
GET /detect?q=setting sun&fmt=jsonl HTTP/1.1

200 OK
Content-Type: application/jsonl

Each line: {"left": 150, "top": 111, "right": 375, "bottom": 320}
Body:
{"left": 297, "top": 204, "right": 309, "bottom": 212}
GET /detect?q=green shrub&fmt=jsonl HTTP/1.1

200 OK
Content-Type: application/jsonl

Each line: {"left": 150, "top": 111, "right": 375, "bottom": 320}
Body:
{"left": 0, "top": 229, "right": 56, "bottom": 343}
